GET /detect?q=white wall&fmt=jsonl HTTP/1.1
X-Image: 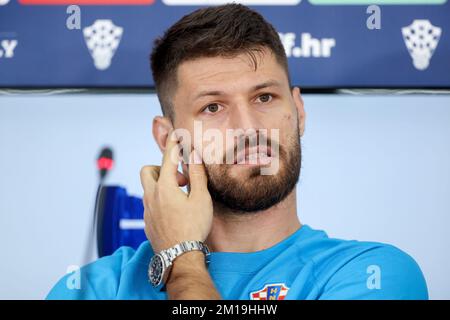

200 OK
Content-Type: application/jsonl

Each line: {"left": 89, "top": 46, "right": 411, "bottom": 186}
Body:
{"left": 0, "top": 93, "right": 449, "bottom": 299}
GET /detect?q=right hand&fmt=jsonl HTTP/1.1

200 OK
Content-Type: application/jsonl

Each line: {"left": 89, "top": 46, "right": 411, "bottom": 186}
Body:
{"left": 140, "top": 130, "right": 213, "bottom": 253}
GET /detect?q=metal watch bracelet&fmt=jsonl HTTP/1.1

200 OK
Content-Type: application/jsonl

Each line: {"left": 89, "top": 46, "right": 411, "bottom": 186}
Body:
{"left": 148, "top": 240, "right": 211, "bottom": 291}
{"left": 161, "top": 240, "right": 211, "bottom": 265}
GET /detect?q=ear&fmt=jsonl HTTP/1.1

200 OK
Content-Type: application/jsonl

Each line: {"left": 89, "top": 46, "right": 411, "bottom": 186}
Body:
{"left": 152, "top": 116, "right": 174, "bottom": 153}
{"left": 292, "top": 87, "right": 306, "bottom": 137}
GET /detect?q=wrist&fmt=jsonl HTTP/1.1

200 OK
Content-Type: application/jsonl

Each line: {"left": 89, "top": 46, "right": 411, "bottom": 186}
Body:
{"left": 148, "top": 240, "right": 210, "bottom": 291}
{"left": 166, "top": 251, "right": 207, "bottom": 285}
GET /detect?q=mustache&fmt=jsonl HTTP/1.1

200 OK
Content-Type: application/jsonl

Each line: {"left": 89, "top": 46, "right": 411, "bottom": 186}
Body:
{"left": 225, "top": 135, "right": 279, "bottom": 163}
{"left": 179, "top": 131, "right": 283, "bottom": 165}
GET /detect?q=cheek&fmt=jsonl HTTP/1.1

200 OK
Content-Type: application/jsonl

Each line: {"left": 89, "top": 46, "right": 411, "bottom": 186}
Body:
{"left": 282, "top": 111, "right": 299, "bottom": 134}
{"left": 271, "top": 112, "right": 295, "bottom": 131}
{"left": 283, "top": 112, "right": 295, "bottom": 124}
{"left": 272, "top": 112, "right": 298, "bottom": 146}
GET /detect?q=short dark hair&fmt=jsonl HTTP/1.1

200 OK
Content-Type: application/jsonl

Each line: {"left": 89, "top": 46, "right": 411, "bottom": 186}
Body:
{"left": 150, "top": 3, "right": 290, "bottom": 120}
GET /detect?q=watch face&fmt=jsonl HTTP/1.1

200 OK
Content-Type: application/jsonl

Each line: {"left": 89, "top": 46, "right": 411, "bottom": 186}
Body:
{"left": 149, "top": 254, "right": 164, "bottom": 286}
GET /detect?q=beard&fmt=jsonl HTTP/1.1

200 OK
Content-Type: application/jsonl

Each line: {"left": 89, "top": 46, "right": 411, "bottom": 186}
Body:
{"left": 203, "top": 128, "right": 301, "bottom": 214}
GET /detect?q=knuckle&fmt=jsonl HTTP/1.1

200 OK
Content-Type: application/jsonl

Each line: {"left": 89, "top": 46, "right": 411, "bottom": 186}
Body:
{"left": 140, "top": 165, "right": 157, "bottom": 175}
{"left": 140, "top": 165, "right": 160, "bottom": 181}
{"left": 139, "top": 166, "right": 150, "bottom": 179}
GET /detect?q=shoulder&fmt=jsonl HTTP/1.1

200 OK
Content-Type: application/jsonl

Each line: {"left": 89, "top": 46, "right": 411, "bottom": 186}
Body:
{"left": 295, "top": 225, "right": 428, "bottom": 299}
{"left": 46, "top": 242, "right": 152, "bottom": 300}
{"left": 310, "top": 233, "right": 428, "bottom": 299}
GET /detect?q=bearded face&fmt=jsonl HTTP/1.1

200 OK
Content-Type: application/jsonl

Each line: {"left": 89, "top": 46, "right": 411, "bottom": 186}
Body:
{"left": 202, "top": 126, "right": 301, "bottom": 213}
{"left": 170, "top": 49, "right": 305, "bottom": 215}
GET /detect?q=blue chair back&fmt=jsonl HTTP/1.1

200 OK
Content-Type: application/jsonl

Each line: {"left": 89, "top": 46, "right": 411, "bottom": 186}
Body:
{"left": 97, "top": 186, "right": 146, "bottom": 257}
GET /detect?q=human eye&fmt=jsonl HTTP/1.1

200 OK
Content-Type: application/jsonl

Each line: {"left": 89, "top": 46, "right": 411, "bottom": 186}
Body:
{"left": 201, "top": 103, "right": 223, "bottom": 114}
{"left": 255, "top": 93, "right": 274, "bottom": 104}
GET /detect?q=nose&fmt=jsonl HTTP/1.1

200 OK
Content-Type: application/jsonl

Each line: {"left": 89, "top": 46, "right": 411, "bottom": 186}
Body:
{"left": 225, "top": 102, "right": 268, "bottom": 155}
{"left": 228, "top": 101, "right": 263, "bottom": 133}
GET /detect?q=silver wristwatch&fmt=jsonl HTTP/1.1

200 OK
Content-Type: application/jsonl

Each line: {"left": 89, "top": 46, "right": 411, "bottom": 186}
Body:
{"left": 148, "top": 240, "right": 210, "bottom": 291}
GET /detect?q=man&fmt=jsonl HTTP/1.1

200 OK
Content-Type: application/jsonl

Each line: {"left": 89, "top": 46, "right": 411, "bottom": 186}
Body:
{"left": 47, "top": 4, "right": 427, "bottom": 300}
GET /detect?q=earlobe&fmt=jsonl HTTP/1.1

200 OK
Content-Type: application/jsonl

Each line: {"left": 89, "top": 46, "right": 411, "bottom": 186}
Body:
{"left": 152, "top": 116, "right": 174, "bottom": 153}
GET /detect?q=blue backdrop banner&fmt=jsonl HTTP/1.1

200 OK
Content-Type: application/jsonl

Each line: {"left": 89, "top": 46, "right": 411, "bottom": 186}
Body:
{"left": 0, "top": 0, "right": 449, "bottom": 88}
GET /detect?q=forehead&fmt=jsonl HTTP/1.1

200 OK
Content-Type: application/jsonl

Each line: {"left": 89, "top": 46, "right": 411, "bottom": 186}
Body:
{"left": 173, "top": 49, "right": 289, "bottom": 103}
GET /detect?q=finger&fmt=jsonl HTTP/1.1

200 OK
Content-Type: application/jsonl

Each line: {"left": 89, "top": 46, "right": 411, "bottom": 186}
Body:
{"left": 188, "top": 149, "right": 208, "bottom": 198}
{"left": 141, "top": 167, "right": 187, "bottom": 189}
{"left": 140, "top": 165, "right": 160, "bottom": 194}
{"left": 160, "top": 129, "right": 182, "bottom": 185}
{"left": 181, "top": 162, "right": 191, "bottom": 194}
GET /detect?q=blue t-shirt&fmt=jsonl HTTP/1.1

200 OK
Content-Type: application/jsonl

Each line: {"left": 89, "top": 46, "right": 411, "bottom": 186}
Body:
{"left": 46, "top": 225, "right": 428, "bottom": 300}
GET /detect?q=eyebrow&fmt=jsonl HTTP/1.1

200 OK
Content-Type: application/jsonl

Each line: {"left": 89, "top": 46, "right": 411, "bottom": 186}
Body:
{"left": 192, "top": 80, "right": 282, "bottom": 102}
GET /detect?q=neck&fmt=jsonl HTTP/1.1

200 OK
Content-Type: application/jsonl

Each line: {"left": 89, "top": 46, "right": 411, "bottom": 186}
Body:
{"left": 205, "top": 188, "right": 301, "bottom": 253}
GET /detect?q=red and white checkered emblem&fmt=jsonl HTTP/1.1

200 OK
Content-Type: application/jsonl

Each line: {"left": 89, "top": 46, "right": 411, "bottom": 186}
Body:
{"left": 250, "top": 283, "right": 290, "bottom": 300}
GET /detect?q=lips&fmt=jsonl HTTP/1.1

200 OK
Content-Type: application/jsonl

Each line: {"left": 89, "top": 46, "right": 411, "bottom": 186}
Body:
{"left": 234, "top": 145, "right": 273, "bottom": 165}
